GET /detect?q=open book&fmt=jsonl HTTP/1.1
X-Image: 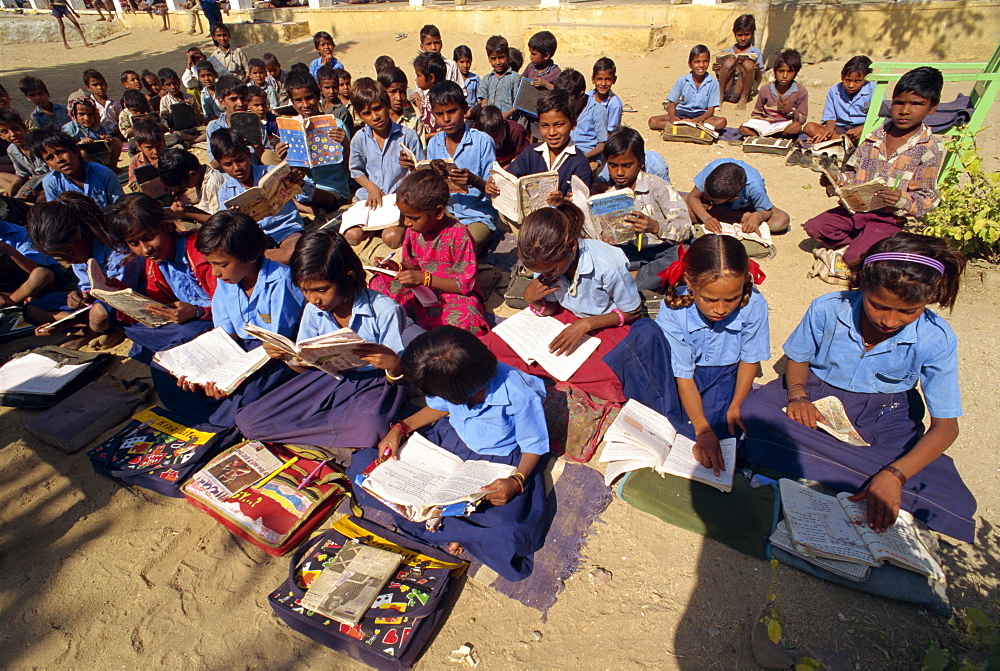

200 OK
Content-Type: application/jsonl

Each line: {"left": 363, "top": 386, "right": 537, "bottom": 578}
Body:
{"left": 769, "top": 520, "right": 871, "bottom": 582}
{"left": 0, "top": 352, "right": 95, "bottom": 396}
{"left": 243, "top": 323, "right": 368, "bottom": 376}
{"left": 87, "top": 259, "right": 171, "bottom": 328}
{"left": 821, "top": 165, "right": 888, "bottom": 214}
{"left": 489, "top": 163, "right": 559, "bottom": 223}
{"left": 778, "top": 478, "right": 945, "bottom": 580}
{"left": 300, "top": 543, "right": 401, "bottom": 626}
{"left": 362, "top": 265, "right": 439, "bottom": 307}
{"left": 152, "top": 327, "right": 271, "bottom": 394}
{"left": 600, "top": 399, "right": 737, "bottom": 491}
{"left": 339, "top": 194, "right": 401, "bottom": 233}
{"left": 707, "top": 221, "right": 774, "bottom": 249}
{"left": 222, "top": 160, "right": 301, "bottom": 220}
{"left": 717, "top": 51, "right": 759, "bottom": 64}
{"left": 492, "top": 308, "right": 600, "bottom": 382}
{"left": 782, "top": 396, "right": 869, "bottom": 447}
{"left": 589, "top": 188, "right": 636, "bottom": 245}
{"left": 277, "top": 114, "right": 344, "bottom": 168}
{"left": 360, "top": 432, "right": 515, "bottom": 523}
{"left": 742, "top": 135, "right": 793, "bottom": 153}
{"left": 191, "top": 440, "right": 283, "bottom": 500}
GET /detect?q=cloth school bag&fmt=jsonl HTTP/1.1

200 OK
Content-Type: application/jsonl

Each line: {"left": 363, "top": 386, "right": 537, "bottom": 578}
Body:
{"left": 87, "top": 405, "right": 237, "bottom": 497}
{"left": 542, "top": 379, "right": 620, "bottom": 462}
{"left": 183, "top": 441, "right": 350, "bottom": 556}
{"left": 269, "top": 515, "right": 467, "bottom": 670}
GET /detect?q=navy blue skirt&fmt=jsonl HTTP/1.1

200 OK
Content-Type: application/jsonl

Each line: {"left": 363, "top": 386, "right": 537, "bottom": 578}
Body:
{"left": 235, "top": 368, "right": 407, "bottom": 450}
{"left": 347, "top": 419, "right": 550, "bottom": 583}
{"left": 741, "top": 373, "right": 977, "bottom": 542}
{"left": 604, "top": 318, "right": 740, "bottom": 440}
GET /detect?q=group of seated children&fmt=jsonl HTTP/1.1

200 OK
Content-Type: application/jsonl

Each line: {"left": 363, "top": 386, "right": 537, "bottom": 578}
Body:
{"left": 0, "top": 22, "right": 969, "bottom": 582}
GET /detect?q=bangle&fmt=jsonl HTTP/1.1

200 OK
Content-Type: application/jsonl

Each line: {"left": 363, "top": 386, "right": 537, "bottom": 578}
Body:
{"left": 529, "top": 303, "right": 545, "bottom": 316}
{"left": 391, "top": 420, "right": 412, "bottom": 440}
{"left": 612, "top": 308, "right": 626, "bottom": 327}
{"left": 423, "top": 272, "right": 432, "bottom": 287}
{"left": 386, "top": 370, "right": 404, "bottom": 382}
{"left": 787, "top": 383, "right": 807, "bottom": 393}
{"left": 879, "top": 465, "right": 908, "bottom": 486}
{"left": 787, "top": 395, "right": 811, "bottom": 404}
{"left": 510, "top": 472, "right": 526, "bottom": 494}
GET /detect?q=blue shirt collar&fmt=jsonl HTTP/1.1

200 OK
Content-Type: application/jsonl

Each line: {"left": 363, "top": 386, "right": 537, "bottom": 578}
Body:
{"left": 837, "top": 291, "right": 919, "bottom": 346}
{"left": 685, "top": 294, "right": 749, "bottom": 334}
{"left": 769, "top": 81, "right": 799, "bottom": 97}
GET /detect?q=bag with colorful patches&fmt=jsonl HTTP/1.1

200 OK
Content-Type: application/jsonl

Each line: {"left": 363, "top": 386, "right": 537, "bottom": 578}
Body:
{"left": 182, "top": 441, "right": 350, "bottom": 556}
{"left": 269, "top": 515, "right": 467, "bottom": 670}
{"left": 87, "top": 405, "right": 236, "bottom": 498}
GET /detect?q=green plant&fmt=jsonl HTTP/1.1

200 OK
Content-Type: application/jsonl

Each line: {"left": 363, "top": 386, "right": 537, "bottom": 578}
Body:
{"left": 921, "top": 605, "right": 1000, "bottom": 670}
{"left": 922, "top": 127, "right": 1000, "bottom": 263}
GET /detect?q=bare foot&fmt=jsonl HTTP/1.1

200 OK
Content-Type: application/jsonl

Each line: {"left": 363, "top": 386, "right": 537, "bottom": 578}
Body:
{"left": 85, "top": 42, "right": 94, "bottom": 47}
{"left": 446, "top": 542, "right": 464, "bottom": 556}
{"left": 187, "top": 29, "right": 196, "bottom": 34}
{"left": 64, "top": 43, "right": 72, "bottom": 50}
{"left": 91, "top": 329, "right": 125, "bottom": 350}
{"left": 159, "top": 27, "right": 168, "bottom": 31}
{"left": 97, "top": 16, "right": 107, "bottom": 20}
{"left": 736, "top": 99, "right": 748, "bottom": 111}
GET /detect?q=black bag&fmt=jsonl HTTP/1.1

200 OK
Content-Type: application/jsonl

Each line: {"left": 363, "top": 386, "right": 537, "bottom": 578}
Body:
{"left": 269, "top": 516, "right": 467, "bottom": 670}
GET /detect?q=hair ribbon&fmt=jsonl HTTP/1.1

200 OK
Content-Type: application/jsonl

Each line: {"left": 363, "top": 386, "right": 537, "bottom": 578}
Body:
{"left": 747, "top": 259, "right": 766, "bottom": 285}
{"left": 657, "top": 244, "right": 687, "bottom": 288}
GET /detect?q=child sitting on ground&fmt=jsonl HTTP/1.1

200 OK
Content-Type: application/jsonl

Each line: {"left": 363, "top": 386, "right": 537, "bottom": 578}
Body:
{"left": 588, "top": 57, "right": 623, "bottom": 134}
{"left": 309, "top": 31, "right": 344, "bottom": 81}
{"left": 377, "top": 67, "right": 423, "bottom": 139}
{"left": 127, "top": 119, "right": 167, "bottom": 189}
{"left": 0, "top": 110, "right": 50, "bottom": 201}
{"left": 0, "top": 219, "right": 58, "bottom": 309}
{"left": 522, "top": 30, "right": 561, "bottom": 91}
{"left": 454, "top": 45, "right": 479, "bottom": 108}
{"left": 157, "top": 67, "right": 203, "bottom": 136}
{"left": 557, "top": 68, "right": 607, "bottom": 160}
{"left": 346, "top": 77, "right": 423, "bottom": 249}
{"left": 119, "top": 89, "right": 168, "bottom": 145}
{"left": 141, "top": 70, "right": 163, "bottom": 102}
{"left": 374, "top": 55, "right": 395, "bottom": 75}
{"left": 204, "top": 75, "right": 249, "bottom": 154}
{"left": 62, "top": 98, "right": 124, "bottom": 169}
{"left": 246, "top": 85, "right": 278, "bottom": 155}
{"left": 317, "top": 66, "right": 355, "bottom": 137}
{"left": 717, "top": 14, "right": 764, "bottom": 110}
{"left": 739, "top": 49, "right": 808, "bottom": 139}
{"left": 158, "top": 147, "right": 226, "bottom": 224}
{"left": 649, "top": 45, "right": 727, "bottom": 131}
{"left": 210, "top": 23, "right": 249, "bottom": 80}
{"left": 477, "top": 35, "right": 519, "bottom": 120}
{"left": 412, "top": 52, "right": 447, "bottom": 139}
{"left": 30, "top": 129, "right": 123, "bottom": 209}
{"left": 805, "top": 67, "right": 944, "bottom": 267}
{"left": 685, "top": 158, "right": 790, "bottom": 238}
{"left": 370, "top": 170, "right": 489, "bottom": 334}
{"left": 348, "top": 326, "right": 550, "bottom": 581}
{"left": 19, "top": 76, "right": 71, "bottom": 131}
{"left": 121, "top": 70, "right": 144, "bottom": 101}
{"left": 82, "top": 69, "right": 122, "bottom": 135}
{"left": 248, "top": 58, "right": 279, "bottom": 110}
{"left": 262, "top": 53, "right": 289, "bottom": 107}
{"left": 474, "top": 104, "right": 528, "bottom": 169}
{"left": 196, "top": 60, "right": 222, "bottom": 121}
{"left": 804, "top": 56, "right": 874, "bottom": 144}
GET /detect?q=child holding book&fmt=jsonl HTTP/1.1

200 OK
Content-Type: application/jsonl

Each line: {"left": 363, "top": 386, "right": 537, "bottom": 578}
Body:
{"left": 158, "top": 147, "right": 226, "bottom": 224}
{"left": 805, "top": 67, "right": 944, "bottom": 266}
{"left": 348, "top": 326, "right": 550, "bottom": 581}
{"left": 235, "top": 228, "right": 409, "bottom": 452}
{"left": 717, "top": 14, "right": 765, "bottom": 109}
{"left": 370, "top": 170, "right": 489, "bottom": 335}
{"left": 210, "top": 23, "right": 249, "bottom": 81}
{"left": 587, "top": 57, "right": 623, "bottom": 133}
{"left": 804, "top": 56, "right": 874, "bottom": 144}
{"left": 741, "top": 233, "right": 976, "bottom": 542}
{"left": 648, "top": 45, "right": 726, "bottom": 132}
{"left": 376, "top": 67, "right": 424, "bottom": 139}
{"left": 522, "top": 30, "right": 562, "bottom": 91}
{"left": 738, "top": 49, "right": 808, "bottom": 139}
{"left": 30, "top": 129, "right": 123, "bottom": 209}
{"left": 482, "top": 203, "right": 640, "bottom": 402}
{"left": 204, "top": 75, "right": 249, "bottom": 154}
{"left": 157, "top": 67, "right": 202, "bottom": 133}
{"left": 686, "top": 158, "right": 789, "bottom": 236}
{"left": 606, "top": 234, "right": 769, "bottom": 476}
{"left": 62, "top": 98, "right": 123, "bottom": 169}
{"left": 477, "top": 35, "right": 519, "bottom": 119}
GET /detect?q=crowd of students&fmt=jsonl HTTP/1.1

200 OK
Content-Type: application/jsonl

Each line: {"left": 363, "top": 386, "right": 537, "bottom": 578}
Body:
{"left": 0, "top": 17, "right": 977, "bottom": 580}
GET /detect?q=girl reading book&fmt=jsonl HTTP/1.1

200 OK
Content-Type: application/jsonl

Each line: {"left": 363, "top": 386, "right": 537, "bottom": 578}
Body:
{"left": 605, "top": 234, "right": 769, "bottom": 476}
{"left": 741, "top": 233, "right": 977, "bottom": 542}
{"left": 235, "top": 229, "right": 408, "bottom": 453}
{"left": 347, "top": 326, "right": 550, "bottom": 582}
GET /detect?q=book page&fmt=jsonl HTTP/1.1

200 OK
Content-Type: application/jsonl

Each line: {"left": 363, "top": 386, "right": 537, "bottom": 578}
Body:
{"left": 779, "top": 479, "right": 877, "bottom": 565}
{"left": 589, "top": 189, "right": 636, "bottom": 245}
{"left": 812, "top": 396, "right": 869, "bottom": 446}
{"left": 298, "top": 327, "right": 369, "bottom": 373}
{"left": 0, "top": 353, "right": 92, "bottom": 395}
{"left": 840, "top": 179, "right": 888, "bottom": 213}
{"left": 489, "top": 163, "right": 520, "bottom": 222}
{"left": 599, "top": 440, "right": 663, "bottom": 464}
{"left": 658, "top": 435, "right": 737, "bottom": 492}
{"left": 491, "top": 309, "right": 600, "bottom": 382}
{"left": 837, "top": 494, "right": 945, "bottom": 580}
{"left": 362, "top": 433, "right": 465, "bottom": 510}
{"left": 340, "top": 194, "right": 400, "bottom": 233}
{"left": 276, "top": 116, "right": 310, "bottom": 168}
{"left": 770, "top": 521, "right": 871, "bottom": 582}
{"left": 363, "top": 265, "right": 397, "bottom": 278}
{"left": 430, "top": 459, "right": 516, "bottom": 506}
{"left": 194, "top": 440, "right": 283, "bottom": 500}
{"left": 223, "top": 186, "right": 271, "bottom": 220}
{"left": 518, "top": 171, "right": 559, "bottom": 221}
{"left": 304, "top": 115, "right": 344, "bottom": 167}
{"left": 716, "top": 221, "right": 774, "bottom": 246}
{"left": 570, "top": 175, "right": 599, "bottom": 239}
{"left": 243, "top": 324, "right": 299, "bottom": 355}
{"left": 602, "top": 399, "right": 678, "bottom": 458}
{"left": 603, "top": 457, "right": 654, "bottom": 487}
{"left": 258, "top": 160, "right": 301, "bottom": 215}
{"left": 87, "top": 260, "right": 171, "bottom": 327}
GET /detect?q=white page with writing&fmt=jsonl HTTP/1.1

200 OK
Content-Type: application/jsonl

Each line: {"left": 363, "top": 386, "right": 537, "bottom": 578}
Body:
{"left": 779, "top": 479, "right": 876, "bottom": 565}
{"left": 837, "top": 494, "right": 944, "bottom": 580}
{"left": 603, "top": 399, "right": 677, "bottom": 457}
{"left": 770, "top": 521, "right": 871, "bottom": 582}
{"left": 599, "top": 440, "right": 662, "bottom": 464}
{"left": 492, "top": 309, "right": 600, "bottom": 381}
{"left": 362, "top": 433, "right": 464, "bottom": 509}
{"left": 0, "top": 353, "right": 91, "bottom": 395}
{"left": 658, "top": 435, "right": 736, "bottom": 492}
{"left": 430, "top": 460, "right": 516, "bottom": 505}
{"left": 603, "top": 458, "right": 653, "bottom": 487}
{"left": 154, "top": 328, "right": 247, "bottom": 380}
{"left": 489, "top": 163, "right": 520, "bottom": 222}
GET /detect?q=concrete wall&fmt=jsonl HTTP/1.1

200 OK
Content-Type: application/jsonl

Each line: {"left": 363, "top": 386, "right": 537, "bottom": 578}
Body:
{"left": 99, "top": 0, "right": 1000, "bottom": 63}
{"left": 0, "top": 15, "right": 122, "bottom": 45}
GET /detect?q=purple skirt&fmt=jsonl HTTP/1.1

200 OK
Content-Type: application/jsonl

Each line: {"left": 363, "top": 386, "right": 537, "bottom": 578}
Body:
{"left": 741, "top": 373, "right": 977, "bottom": 542}
{"left": 347, "top": 419, "right": 550, "bottom": 583}
{"left": 235, "top": 368, "right": 407, "bottom": 450}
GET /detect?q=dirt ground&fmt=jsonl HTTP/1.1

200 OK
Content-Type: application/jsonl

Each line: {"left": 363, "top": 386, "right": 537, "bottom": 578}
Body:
{"left": 0, "top": 17, "right": 998, "bottom": 670}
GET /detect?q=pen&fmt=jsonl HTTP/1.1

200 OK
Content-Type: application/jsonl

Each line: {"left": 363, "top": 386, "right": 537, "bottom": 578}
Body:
{"left": 296, "top": 459, "right": 327, "bottom": 491}
{"left": 378, "top": 251, "right": 396, "bottom": 269}
{"left": 636, "top": 232, "right": 643, "bottom": 252}
{"left": 892, "top": 175, "right": 902, "bottom": 190}
{"left": 256, "top": 456, "right": 298, "bottom": 488}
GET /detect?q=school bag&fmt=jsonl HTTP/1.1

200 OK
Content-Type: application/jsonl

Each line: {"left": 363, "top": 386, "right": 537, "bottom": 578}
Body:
{"left": 268, "top": 515, "right": 467, "bottom": 670}
{"left": 182, "top": 441, "right": 351, "bottom": 556}
{"left": 543, "top": 379, "right": 620, "bottom": 462}
{"left": 87, "top": 405, "right": 237, "bottom": 497}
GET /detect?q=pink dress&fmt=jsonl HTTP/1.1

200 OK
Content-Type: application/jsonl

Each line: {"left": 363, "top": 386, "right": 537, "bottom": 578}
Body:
{"left": 370, "top": 218, "right": 490, "bottom": 335}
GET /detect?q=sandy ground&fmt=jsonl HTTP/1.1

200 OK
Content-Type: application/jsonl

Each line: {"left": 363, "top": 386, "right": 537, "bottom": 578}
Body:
{"left": 1, "top": 17, "right": 999, "bottom": 670}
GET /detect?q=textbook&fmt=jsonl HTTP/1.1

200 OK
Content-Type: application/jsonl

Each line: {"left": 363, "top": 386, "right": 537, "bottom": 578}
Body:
{"left": 491, "top": 308, "right": 600, "bottom": 382}
{"left": 277, "top": 114, "right": 344, "bottom": 168}
{"left": 133, "top": 164, "right": 171, "bottom": 204}
{"left": 778, "top": 478, "right": 945, "bottom": 580}
{"left": 0, "top": 352, "right": 94, "bottom": 397}
{"left": 152, "top": 327, "right": 271, "bottom": 394}
{"left": 769, "top": 520, "right": 871, "bottom": 582}
{"left": 513, "top": 77, "right": 545, "bottom": 117}
{"left": 206, "top": 54, "right": 231, "bottom": 78}
{"left": 339, "top": 194, "right": 401, "bottom": 233}
{"left": 243, "top": 323, "right": 369, "bottom": 377}
{"left": 599, "top": 399, "right": 737, "bottom": 491}
{"left": 362, "top": 265, "right": 439, "bottom": 307}
{"left": 661, "top": 121, "right": 718, "bottom": 145}
{"left": 588, "top": 188, "right": 637, "bottom": 245}
{"left": 87, "top": 259, "right": 171, "bottom": 328}
{"left": 717, "top": 51, "right": 759, "bottom": 64}
{"left": 191, "top": 440, "right": 283, "bottom": 500}
{"left": 821, "top": 165, "right": 889, "bottom": 214}
{"left": 222, "top": 160, "right": 302, "bottom": 221}
{"left": 707, "top": 221, "right": 774, "bottom": 248}
{"left": 489, "top": 163, "right": 559, "bottom": 223}
{"left": 229, "top": 111, "right": 263, "bottom": 147}
{"left": 299, "top": 542, "right": 401, "bottom": 626}
{"left": 360, "top": 431, "right": 516, "bottom": 523}
{"left": 781, "top": 395, "right": 869, "bottom": 447}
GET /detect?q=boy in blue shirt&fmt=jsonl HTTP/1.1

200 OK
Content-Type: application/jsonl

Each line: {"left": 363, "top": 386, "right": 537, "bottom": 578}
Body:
{"left": 196, "top": 60, "right": 222, "bottom": 121}
{"left": 477, "top": 35, "right": 520, "bottom": 119}
{"left": 19, "top": 76, "right": 70, "bottom": 131}
{"left": 30, "top": 129, "right": 123, "bottom": 209}
{"left": 587, "top": 57, "right": 623, "bottom": 133}
{"left": 61, "top": 97, "right": 123, "bottom": 169}
{"left": 0, "top": 109, "right": 49, "bottom": 202}
{"left": 685, "top": 158, "right": 789, "bottom": 236}
{"left": 309, "top": 31, "right": 344, "bottom": 82}
{"left": 205, "top": 75, "right": 249, "bottom": 156}
{"left": 556, "top": 68, "right": 607, "bottom": 160}
{"left": 401, "top": 80, "right": 496, "bottom": 255}
{"left": 648, "top": 45, "right": 727, "bottom": 132}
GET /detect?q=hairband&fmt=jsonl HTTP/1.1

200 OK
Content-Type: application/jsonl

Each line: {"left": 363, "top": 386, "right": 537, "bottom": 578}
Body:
{"left": 863, "top": 252, "right": 945, "bottom": 275}
{"left": 657, "top": 244, "right": 767, "bottom": 288}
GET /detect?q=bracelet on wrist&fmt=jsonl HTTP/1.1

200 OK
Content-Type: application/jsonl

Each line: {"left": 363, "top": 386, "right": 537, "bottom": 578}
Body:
{"left": 528, "top": 303, "right": 545, "bottom": 316}
{"left": 386, "top": 370, "right": 405, "bottom": 383}
{"left": 879, "top": 464, "right": 907, "bottom": 486}
{"left": 391, "top": 420, "right": 412, "bottom": 440}
{"left": 787, "top": 395, "right": 811, "bottom": 404}
{"left": 423, "top": 272, "right": 432, "bottom": 287}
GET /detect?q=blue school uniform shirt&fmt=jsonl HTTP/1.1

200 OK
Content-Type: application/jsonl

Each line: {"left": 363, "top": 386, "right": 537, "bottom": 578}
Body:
{"left": 722, "top": 45, "right": 766, "bottom": 72}
{"left": 309, "top": 57, "right": 344, "bottom": 82}
{"left": 0, "top": 220, "right": 59, "bottom": 267}
{"left": 655, "top": 288, "right": 770, "bottom": 378}
{"left": 507, "top": 142, "right": 593, "bottom": 195}
{"left": 42, "top": 160, "right": 123, "bottom": 210}
{"left": 348, "top": 122, "right": 425, "bottom": 201}
{"left": 156, "top": 236, "right": 211, "bottom": 308}
{"left": 478, "top": 68, "right": 520, "bottom": 112}
{"left": 570, "top": 95, "right": 609, "bottom": 154}
{"left": 204, "top": 112, "right": 229, "bottom": 154}
{"left": 72, "top": 238, "right": 129, "bottom": 293}
{"left": 425, "top": 362, "right": 549, "bottom": 457}
{"left": 693, "top": 158, "right": 773, "bottom": 212}
{"left": 297, "top": 288, "right": 406, "bottom": 371}
{"left": 586, "top": 89, "right": 623, "bottom": 133}
{"left": 598, "top": 149, "right": 670, "bottom": 185}
{"left": 783, "top": 290, "right": 961, "bottom": 419}
{"left": 219, "top": 164, "right": 305, "bottom": 245}
{"left": 30, "top": 103, "right": 71, "bottom": 131}
{"left": 212, "top": 258, "right": 305, "bottom": 342}
{"left": 61, "top": 120, "right": 113, "bottom": 140}
{"left": 821, "top": 80, "right": 875, "bottom": 126}
{"left": 540, "top": 238, "right": 640, "bottom": 318}
{"left": 200, "top": 89, "right": 223, "bottom": 120}
{"left": 427, "top": 127, "right": 497, "bottom": 230}
{"left": 463, "top": 73, "right": 481, "bottom": 108}
{"left": 666, "top": 73, "right": 721, "bottom": 115}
